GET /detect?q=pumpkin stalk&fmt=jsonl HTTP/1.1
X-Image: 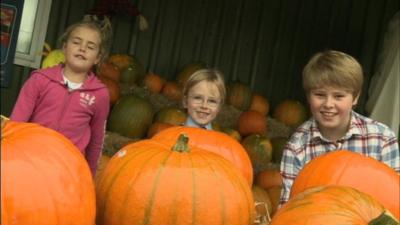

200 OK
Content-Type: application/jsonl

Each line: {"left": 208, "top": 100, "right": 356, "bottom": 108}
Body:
{"left": 172, "top": 134, "right": 190, "bottom": 153}
{"left": 369, "top": 210, "right": 399, "bottom": 225}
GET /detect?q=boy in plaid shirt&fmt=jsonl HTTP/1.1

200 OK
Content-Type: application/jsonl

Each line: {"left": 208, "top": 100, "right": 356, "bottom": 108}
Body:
{"left": 279, "top": 50, "right": 399, "bottom": 206}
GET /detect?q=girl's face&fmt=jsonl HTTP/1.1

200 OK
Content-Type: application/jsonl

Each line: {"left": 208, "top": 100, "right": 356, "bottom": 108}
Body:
{"left": 307, "top": 86, "right": 358, "bottom": 140}
{"left": 183, "top": 80, "right": 222, "bottom": 126}
{"left": 63, "top": 26, "right": 101, "bottom": 73}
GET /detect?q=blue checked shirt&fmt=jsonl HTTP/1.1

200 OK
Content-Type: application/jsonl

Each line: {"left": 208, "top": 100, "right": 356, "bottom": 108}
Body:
{"left": 279, "top": 111, "right": 399, "bottom": 206}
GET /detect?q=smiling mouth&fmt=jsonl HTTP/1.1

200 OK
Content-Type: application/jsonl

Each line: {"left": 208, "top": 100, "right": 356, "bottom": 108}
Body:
{"left": 321, "top": 111, "right": 336, "bottom": 118}
{"left": 75, "top": 54, "right": 86, "bottom": 60}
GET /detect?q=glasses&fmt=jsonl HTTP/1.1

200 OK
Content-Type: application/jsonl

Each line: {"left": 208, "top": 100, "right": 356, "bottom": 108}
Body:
{"left": 188, "top": 95, "right": 221, "bottom": 108}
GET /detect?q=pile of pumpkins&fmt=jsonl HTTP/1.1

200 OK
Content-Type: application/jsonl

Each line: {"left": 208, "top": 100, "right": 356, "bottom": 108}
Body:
{"left": 2, "top": 115, "right": 399, "bottom": 225}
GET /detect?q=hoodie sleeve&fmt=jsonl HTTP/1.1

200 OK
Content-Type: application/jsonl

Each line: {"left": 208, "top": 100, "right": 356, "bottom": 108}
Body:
{"left": 10, "top": 72, "right": 43, "bottom": 121}
{"left": 85, "top": 88, "right": 110, "bottom": 176}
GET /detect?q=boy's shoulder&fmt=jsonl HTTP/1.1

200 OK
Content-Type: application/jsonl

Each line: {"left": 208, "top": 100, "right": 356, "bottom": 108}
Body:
{"left": 350, "top": 111, "right": 396, "bottom": 137}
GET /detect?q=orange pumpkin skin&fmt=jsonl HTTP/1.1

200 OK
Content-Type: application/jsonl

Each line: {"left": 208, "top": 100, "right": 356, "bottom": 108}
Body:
{"left": 227, "top": 82, "right": 253, "bottom": 111}
{"left": 142, "top": 72, "right": 165, "bottom": 94}
{"left": 249, "top": 94, "right": 270, "bottom": 116}
{"left": 256, "top": 168, "right": 282, "bottom": 190}
{"left": 290, "top": 150, "right": 400, "bottom": 219}
{"left": 152, "top": 126, "right": 254, "bottom": 186}
{"left": 96, "top": 136, "right": 255, "bottom": 225}
{"left": 237, "top": 110, "right": 267, "bottom": 136}
{"left": 97, "top": 62, "right": 121, "bottom": 82}
{"left": 98, "top": 76, "right": 120, "bottom": 106}
{"left": 273, "top": 100, "right": 307, "bottom": 128}
{"left": 161, "top": 81, "right": 182, "bottom": 102}
{"left": 1, "top": 120, "right": 95, "bottom": 225}
{"left": 271, "top": 186, "right": 398, "bottom": 225}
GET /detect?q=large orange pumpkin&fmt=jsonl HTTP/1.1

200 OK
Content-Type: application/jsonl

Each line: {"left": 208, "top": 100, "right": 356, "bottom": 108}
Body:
{"left": 96, "top": 134, "right": 254, "bottom": 225}
{"left": 290, "top": 150, "right": 400, "bottom": 219}
{"left": 1, "top": 118, "right": 95, "bottom": 225}
{"left": 271, "top": 185, "right": 399, "bottom": 225}
{"left": 152, "top": 126, "right": 254, "bottom": 186}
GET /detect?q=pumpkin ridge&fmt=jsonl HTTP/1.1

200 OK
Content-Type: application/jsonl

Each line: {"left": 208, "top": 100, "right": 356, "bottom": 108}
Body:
{"left": 98, "top": 145, "right": 162, "bottom": 224}
{"left": 142, "top": 150, "right": 173, "bottom": 225}
{"left": 197, "top": 152, "right": 227, "bottom": 225}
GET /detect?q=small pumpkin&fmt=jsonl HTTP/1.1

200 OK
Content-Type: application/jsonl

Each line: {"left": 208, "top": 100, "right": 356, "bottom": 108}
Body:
{"left": 142, "top": 72, "right": 165, "bottom": 94}
{"left": 98, "top": 76, "right": 120, "bottom": 106}
{"left": 249, "top": 93, "right": 270, "bottom": 116}
{"left": 237, "top": 110, "right": 267, "bottom": 137}
{"left": 96, "top": 134, "right": 255, "bottom": 225}
{"left": 256, "top": 167, "right": 282, "bottom": 190}
{"left": 108, "top": 54, "right": 133, "bottom": 71}
{"left": 220, "top": 127, "right": 242, "bottom": 142}
{"left": 241, "top": 134, "right": 273, "bottom": 174}
{"left": 176, "top": 61, "right": 207, "bottom": 87}
{"left": 271, "top": 185, "right": 399, "bottom": 225}
{"left": 1, "top": 117, "right": 95, "bottom": 225}
{"left": 227, "top": 82, "right": 253, "bottom": 111}
{"left": 152, "top": 126, "right": 254, "bottom": 186}
{"left": 161, "top": 81, "right": 182, "bottom": 102}
{"left": 273, "top": 100, "right": 307, "bottom": 128}
{"left": 107, "top": 95, "right": 154, "bottom": 139}
{"left": 97, "top": 62, "right": 120, "bottom": 83}
{"left": 266, "top": 185, "right": 282, "bottom": 217}
{"left": 290, "top": 150, "right": 400, "bottom": 219}
{"left": 153, "top": 106, "right": 187, "bottom": 126}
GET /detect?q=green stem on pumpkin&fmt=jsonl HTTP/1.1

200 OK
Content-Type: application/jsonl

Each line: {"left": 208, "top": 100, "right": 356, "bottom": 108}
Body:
{"left": 369, "top": 210, "right": 399, "bottom": 225}
{"left": 172, "top": 134, "right": 190, "bottom": 153}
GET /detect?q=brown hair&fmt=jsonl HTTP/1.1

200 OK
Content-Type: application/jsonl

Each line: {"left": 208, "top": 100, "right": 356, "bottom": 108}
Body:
{"left": 183, "top": 68, "right": 226, "bottom": 104}
{"left": 302, "top": 50, "right": 363, "bottom": 97}
{"left": 59, "top": 15, "right": 113, "bottom": 64}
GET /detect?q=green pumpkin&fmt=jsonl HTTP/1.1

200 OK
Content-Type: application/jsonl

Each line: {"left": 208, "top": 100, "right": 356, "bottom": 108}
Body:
{"left": 241, "top": 134, "right": 273, "bottom": 174}
{"left": 107, "top": 95, "right": 154, "bottom": 139}
{"left": 119, "top": 56, "right": 145, "bottom": 84}
{"left": 154, "top": 106, "right": 187, "bottom": 126}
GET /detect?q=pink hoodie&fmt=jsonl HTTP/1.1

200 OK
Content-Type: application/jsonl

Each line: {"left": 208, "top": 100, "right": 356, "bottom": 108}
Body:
{"left": 11, "top": 65, "right": 110, "bottom": 176}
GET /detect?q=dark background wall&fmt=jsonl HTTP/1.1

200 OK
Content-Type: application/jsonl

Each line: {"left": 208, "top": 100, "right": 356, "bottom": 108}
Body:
{"left": 1, "top": 0, "right": 399, "bottom": 116}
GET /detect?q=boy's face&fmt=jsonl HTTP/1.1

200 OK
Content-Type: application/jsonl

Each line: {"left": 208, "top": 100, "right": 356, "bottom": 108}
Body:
{"left": 63, "top": 26, "right": 101, "bottom": 73}
{"left": 183, "top": 80, "right": 222, "bottom": 126}
{"left": 307, "top": 86, "right": 358, "bottom": 138}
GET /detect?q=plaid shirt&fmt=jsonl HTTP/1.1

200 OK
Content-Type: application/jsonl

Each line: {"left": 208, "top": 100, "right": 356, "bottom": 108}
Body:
{"left": 279, "top": 111, "right": 400, "bottom": 206}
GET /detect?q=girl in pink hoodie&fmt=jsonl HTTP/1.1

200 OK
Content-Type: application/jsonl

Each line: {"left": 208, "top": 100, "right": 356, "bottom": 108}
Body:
{"left": 11, "top": 17, "right": 113, "bottom": 176}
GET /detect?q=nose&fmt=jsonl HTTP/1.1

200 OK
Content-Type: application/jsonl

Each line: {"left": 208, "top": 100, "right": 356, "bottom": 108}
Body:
{"left": 200, "top": 99, "right": 208, "bottom": 108}
{"left": 323, "top": 96, "right": 334, "bottom": 108}
{"left": 79, "top": 43, "right": 87, "bottom": 52}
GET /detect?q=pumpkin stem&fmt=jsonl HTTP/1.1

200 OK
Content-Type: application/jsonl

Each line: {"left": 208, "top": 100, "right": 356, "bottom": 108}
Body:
{"left": 172, "top": 134, "right": 190, "bottom": 153}
{"left": 369, "top": 210, "right": 399, "bottom": 225}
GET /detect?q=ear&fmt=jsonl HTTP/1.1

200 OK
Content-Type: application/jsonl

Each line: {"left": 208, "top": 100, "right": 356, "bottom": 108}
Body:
{"left": 182, "top": 96, "right": 188, "bottom": 108}
{"left": 352, "top": 93, "right": 360, "bottom": 106}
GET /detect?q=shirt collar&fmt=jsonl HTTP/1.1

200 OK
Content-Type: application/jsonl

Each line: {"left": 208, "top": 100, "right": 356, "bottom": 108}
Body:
{"left": 310, "top": 111, "right": 361, "bottom": 141}
{"left": 185, "top": 117, "right": 213, "bottom": 130}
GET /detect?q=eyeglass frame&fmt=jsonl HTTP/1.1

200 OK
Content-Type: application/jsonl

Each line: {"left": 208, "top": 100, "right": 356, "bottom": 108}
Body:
{"left": 187, "top": 94, "right": 221, "bottom": 108}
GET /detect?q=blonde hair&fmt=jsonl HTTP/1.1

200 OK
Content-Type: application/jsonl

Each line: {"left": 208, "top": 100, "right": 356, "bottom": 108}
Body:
{"left": 302, "top": 50, "right": 363, "bottom": 97}
{"left": 183, "top": 69, "right": 226, "bottom": 104}
{"left": 59, "top": 16, "right": 113, "bottom": 64}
